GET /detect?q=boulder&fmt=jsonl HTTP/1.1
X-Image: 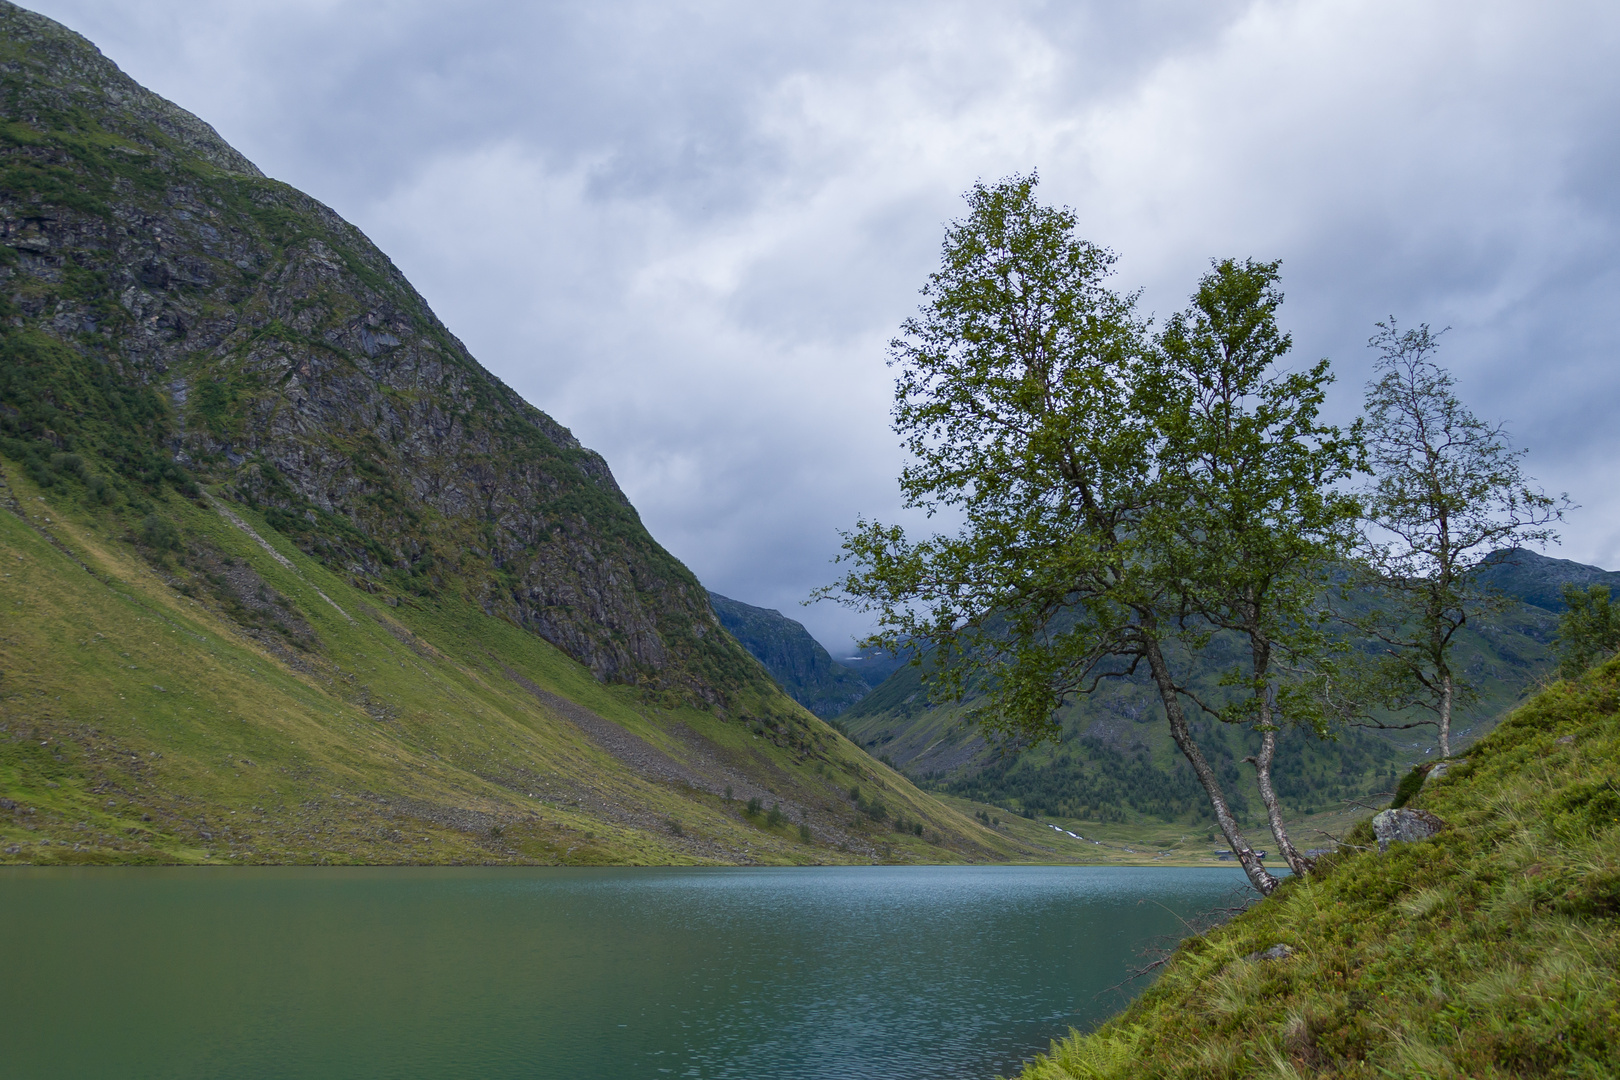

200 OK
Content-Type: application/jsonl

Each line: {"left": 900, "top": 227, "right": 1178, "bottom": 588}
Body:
{"left": 1372, "top": 808, "right": 1446, "bottom": 852}
{"left": 1244, "top": 943, "right": 1294, "bottom": 962}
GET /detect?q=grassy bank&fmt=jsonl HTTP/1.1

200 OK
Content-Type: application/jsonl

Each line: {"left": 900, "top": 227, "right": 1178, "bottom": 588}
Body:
{"left": 1016, "top": 657, "right": 1620, "bottom": 1078}
{"left": 0, "top": 457, "right": 1053, "bottom": 866}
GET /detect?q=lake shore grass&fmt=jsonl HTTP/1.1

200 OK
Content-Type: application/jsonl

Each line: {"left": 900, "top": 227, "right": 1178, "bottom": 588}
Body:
{"left": 933, "top": 792, "right": 1374, "bottom": 868}
{"left": 1016, "top": 655, "right": 1620, "bottom": 1078}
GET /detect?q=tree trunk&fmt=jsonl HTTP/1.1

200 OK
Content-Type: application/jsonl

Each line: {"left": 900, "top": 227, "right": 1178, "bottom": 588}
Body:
{"left": 1143, "top": 637, "right": 1278, "bottom": 895}
{"left": 1247, "top": 724, "right": 1313, "bottom": 877}
{"left": 1439, "top": 672, "right": 1452, "bottom": 759}
{"left": 1245, "top": 627, "right": 1310, "bottom": 877}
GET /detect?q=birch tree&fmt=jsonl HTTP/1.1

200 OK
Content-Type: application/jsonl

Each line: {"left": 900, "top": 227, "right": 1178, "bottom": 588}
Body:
{"left": 1351, "top": 321, "right": 1564, "bottom": 759}
{"left": 1146, "top": 259, "right": 1361, "bottom": 876}
{"left": 821, "top": 177, "right": 1353, "bottom": 892}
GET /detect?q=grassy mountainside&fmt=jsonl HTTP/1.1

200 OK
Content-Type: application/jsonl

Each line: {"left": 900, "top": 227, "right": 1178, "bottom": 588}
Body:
{"left": 0, "top": 2, "right": 1071, "bottom": 867}
{"left": 0, "top": 456, "right": 1064, "bottom": 865}
{"left": 707, "top": 590, "right": 869, "bottom": 718}
{"left": 1019, "top": 655, "right": 1620, "bottom": 1079}
{"left": 0, "top": 0, "right": 760, "bottom": 702}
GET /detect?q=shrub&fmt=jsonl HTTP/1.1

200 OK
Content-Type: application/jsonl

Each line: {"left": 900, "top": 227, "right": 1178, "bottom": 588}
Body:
{"left": 139, "top": 513, "right": 179, "bottom": 551}
{"left": 866, "top": 800, "right": 888, "bottom": 823}
{"left": 766, "top": 803, "right": 786, "bottom": 828}
{"left": 1389, "top": 766, "right": 1427, "bottom": 809}
{"left": 799, "top": 823, "right": 812, "bottom": 842}
{"left": 1557, "top": 583, "right": 1620, "bottom": 679}
{"left": 745, "top": 796, "right": 763, "bottom": 817}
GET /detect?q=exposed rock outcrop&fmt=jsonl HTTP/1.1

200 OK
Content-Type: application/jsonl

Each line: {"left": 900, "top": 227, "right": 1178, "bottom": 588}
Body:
{"left": 1372, "top": 808, "right": 1446, "bottom": 852}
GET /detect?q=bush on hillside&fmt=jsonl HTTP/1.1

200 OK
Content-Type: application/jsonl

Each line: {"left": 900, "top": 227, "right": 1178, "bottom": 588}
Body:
{"left": 138, "top": 514, "right": 179, "bottom": 552}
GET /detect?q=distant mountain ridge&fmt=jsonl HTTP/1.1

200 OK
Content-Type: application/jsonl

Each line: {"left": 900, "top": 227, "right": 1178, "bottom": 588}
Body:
{"left": 707, "top": 592, "right": 870, "bottom": 718}
{"left": 1477, "top": 547, "right": 1620, "bottom": 612}
{"left": 839, "top": 548, "right": 1606, "bottom": 826}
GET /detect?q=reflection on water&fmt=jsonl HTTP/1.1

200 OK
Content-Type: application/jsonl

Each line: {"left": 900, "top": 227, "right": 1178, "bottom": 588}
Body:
{"left": 0, "top": 865, "right": 1250, "bottom": 1079}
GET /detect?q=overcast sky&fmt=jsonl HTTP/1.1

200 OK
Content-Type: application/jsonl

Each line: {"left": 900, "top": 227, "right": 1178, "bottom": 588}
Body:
{"left": 27, "top": 1, "right": 1620, "bottom": 653}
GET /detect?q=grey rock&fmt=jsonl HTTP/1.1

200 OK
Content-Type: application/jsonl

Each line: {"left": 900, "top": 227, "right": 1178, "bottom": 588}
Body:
{"left": 1424, "top": 758, "right": 1466, "bottom": 784}
{"left": 1244, "top": 943, "right": 1294, "bottom": 962}
{"left": 1373, "top": 808, "right": 1446, "bottom": 852}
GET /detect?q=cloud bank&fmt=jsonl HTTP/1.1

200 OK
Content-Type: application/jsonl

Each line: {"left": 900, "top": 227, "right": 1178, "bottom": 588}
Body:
{"left": 29, "top": 0, "right": 1620, "bottom": 651}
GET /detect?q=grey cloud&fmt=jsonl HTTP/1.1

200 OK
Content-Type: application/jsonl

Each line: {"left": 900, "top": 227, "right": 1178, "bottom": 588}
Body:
{"left": 27, "top": 0, "right": 1620, "bottom": 650}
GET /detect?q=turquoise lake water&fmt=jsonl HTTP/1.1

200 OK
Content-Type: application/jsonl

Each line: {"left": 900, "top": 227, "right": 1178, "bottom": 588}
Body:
{"left": 0, "top": 865, "right": 1251, "bottom": 1079}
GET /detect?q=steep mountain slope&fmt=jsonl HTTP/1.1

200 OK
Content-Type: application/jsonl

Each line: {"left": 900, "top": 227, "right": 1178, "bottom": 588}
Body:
{"left": 707, "top": 591, "right": 869, "bottom": 718}
{"left": 837, "top": 643, "right": 917, "bottom": 688}
{"left": 1020, "top": 651, "right": 1620, "bottom": 1078}
{"left": 0, "top": 2, "right": 1059, "bottom": 866}
{"left": 0, "top": 0, "right": 748, "bottom": 701}
{"left": 839, "top": 554, "right": 1580, "bottom": 827}
{"left": 0, "top": 469, "right": 1053, "bottom": 865}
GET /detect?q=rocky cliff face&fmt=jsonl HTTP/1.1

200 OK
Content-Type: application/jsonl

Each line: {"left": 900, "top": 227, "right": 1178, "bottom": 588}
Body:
{"left": 0, "top": 1, "right": 765, "bottom": 701}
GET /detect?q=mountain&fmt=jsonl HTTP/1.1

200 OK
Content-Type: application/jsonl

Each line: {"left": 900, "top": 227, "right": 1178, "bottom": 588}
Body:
{"left": 1477, "top": 546, "right": 1620, "bottom": 612}
{"left": 835, "top": 643, "right": 917, "bottom": 688}
{"left": 0, "top": 0, "right": 731, "bottom": 697}
{"left": 707, "top": 592, "right": 870, "bottom": 718}
{"left": 0, "top": 1, "right": 1061, "bottom": 866}
{"left": 1018, "top": 652, "right": 1620, "bottom": 1078}
{"left": 838, "top": 551, "right": 1601, "bottom": 827}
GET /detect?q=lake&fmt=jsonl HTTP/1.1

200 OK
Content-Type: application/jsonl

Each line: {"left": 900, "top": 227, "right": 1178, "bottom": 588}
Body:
{"left": 0, "top": 865, "right": 1250, "bottom": 1079}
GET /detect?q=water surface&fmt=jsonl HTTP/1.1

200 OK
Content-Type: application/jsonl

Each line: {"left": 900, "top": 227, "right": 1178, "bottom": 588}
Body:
{"left": 1, "top": 865, "right": 1249, "bottom": 1079}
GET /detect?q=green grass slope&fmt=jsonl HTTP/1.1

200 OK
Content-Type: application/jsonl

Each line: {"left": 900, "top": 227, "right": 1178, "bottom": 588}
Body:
{"left": 0, "top": 456, "right": 1066, "bottom": 867}
{"left": 1018, "top": 656, "right": 1620, "bottom": 1078}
